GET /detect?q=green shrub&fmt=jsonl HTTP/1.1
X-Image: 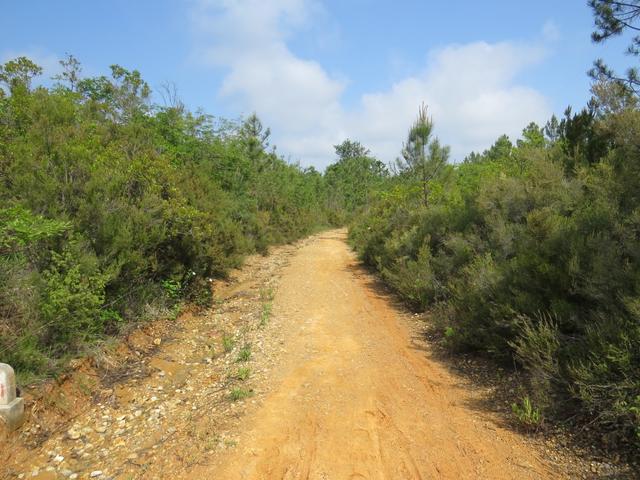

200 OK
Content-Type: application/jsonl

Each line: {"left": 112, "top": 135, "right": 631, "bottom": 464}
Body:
{"left": 40, "top": 237, "right": 108, "bottom": 350}
{"left": 0, "top": 56, "right": 328, "bottom": 381}
{"left": 509, "top": 313, "right": 561, "bottom": 410}
{"left": 350, "top": 107, "right": 640, "bottom": 447}
{"left": 512, "top": 396, "right": 542, "bottom": 430}
{"left": 2, "top": 333, "right": 49, "bottom": 375}
{"left": 161, "top": 279, "right": 181, "bottom": 300}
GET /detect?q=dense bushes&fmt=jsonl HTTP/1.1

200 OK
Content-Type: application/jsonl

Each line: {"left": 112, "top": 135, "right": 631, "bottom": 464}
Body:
{"left": 0, "top": 57, "right": 327, "bottom": 379}
{"left": 350, "top": 86, "right": 640, "bottom": 446}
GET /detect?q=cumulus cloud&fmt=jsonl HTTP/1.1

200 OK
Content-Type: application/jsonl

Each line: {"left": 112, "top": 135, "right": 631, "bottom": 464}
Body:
{"left": 349, "top": 41, "right": 551, "bottom": 163}
{"left": 190, "top": 0, "right": 553, "bottom": 168}
{"left": 191, "top": 0, "right": 344, "bottom": 166}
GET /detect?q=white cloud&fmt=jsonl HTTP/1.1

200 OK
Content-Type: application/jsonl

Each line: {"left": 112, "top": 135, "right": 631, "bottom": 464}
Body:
{"left": 349, "top": 42, "right": 551, "bottom": 163}
{"left": 190, "top": 0, "right": 553, "bottom": 169}
{"left": 190, "top": 0, "right": 345, "bottom": 166}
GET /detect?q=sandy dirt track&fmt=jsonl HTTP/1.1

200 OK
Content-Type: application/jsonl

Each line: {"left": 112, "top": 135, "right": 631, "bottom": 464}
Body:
{"left": 191, "top": 230, "right": 561, "bottom": 479}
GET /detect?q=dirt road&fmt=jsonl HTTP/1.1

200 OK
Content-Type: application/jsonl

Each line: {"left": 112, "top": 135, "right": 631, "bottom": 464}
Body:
{"left": 3, "top": 229, "right": 570, "bottom": 480}
{"left": 190, "top": 230, "right": 559, "bottom": 479}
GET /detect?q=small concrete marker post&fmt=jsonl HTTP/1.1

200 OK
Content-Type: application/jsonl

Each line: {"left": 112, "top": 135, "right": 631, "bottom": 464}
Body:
{"left": 0, "top": 363, "right": 24, "bottom": 432}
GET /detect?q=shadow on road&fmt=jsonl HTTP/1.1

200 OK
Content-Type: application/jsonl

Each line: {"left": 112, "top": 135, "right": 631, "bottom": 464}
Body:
{"left": 342, "top": 255, "right": 638, "bottom": 480}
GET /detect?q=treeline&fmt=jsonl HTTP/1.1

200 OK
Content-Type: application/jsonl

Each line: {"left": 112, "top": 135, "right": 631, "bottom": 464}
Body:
{"left": 0, "top": 56, "right": 327, "bottom": 379}
{"left": 347, "top": 82, "right": 640, "bottom": 447}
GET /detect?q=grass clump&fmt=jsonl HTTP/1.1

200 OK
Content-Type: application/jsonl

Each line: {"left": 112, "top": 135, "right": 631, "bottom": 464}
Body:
{"left": 229, "top": 387, "right": 253, "bottom": 401}
{"left": 512, "top": 396, "right": 542, "bottom": 430}
{"left": 259, "top": 287, "right": 275, "bottom": 302}
{"left": 260, "top": 302, "right": 273, "bottom": 327}
{"left": 235, "top": 367, "right": 251, "bottom": 381}
{"left": 221, "top": 333, "right": 235, "bottom": 353}
{"left": 236, "top": 344, "right": 252, "bottom": 362}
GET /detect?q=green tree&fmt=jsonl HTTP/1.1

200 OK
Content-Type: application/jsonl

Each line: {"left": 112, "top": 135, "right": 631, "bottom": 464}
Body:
{"left": 334, "top": 139, "right": 370, "bottom": 160}
{"left": 589, "top": 0, "right": 640, "bottom": 92}
{"left": 396, "top": 103, "right": 450, "bottom": 206}
{"left": 0, "top": 57, "right": 42, "bottom": 94}
{"left": 544, "top": 115, "right": 562, "bottom": 143}
{"left": 484, "top": 134, "right": 513, "bottom": 161}
{"left": 517, "top": 122, "right": 545, "bottom": 149}
{"left": 325, "top": 139, "right": 388, "bottom": 220}
{"left": 77, "top": 64, "right": 150, "bottom": 122}
{"left": 53, "top": 54, "right": 82, "bottom": 92}
{"left": 240, "top": 112, "right": 271, "bottom": 164}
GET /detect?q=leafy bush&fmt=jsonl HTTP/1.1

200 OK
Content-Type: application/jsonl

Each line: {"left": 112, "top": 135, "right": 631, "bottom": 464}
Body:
{"left": 509, "top": 313, "right": 561, "bottom": 410}
{"left": 0, "top": 56, "right": 328, "bottom": 379}
{"left": 350, "top": 97, "right": 640, "bottom": 447}
{"left": 40, "top": 237, "right": 108, "bottom": 349}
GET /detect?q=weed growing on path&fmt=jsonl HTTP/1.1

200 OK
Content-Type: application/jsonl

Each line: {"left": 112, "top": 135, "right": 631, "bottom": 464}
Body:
{"left": 236, "top": 344, "right": 251, "bottom": 362}
{"left": 236, "top": 367, "right": 251, "bottom": 380}
{"left": 222, "top": 333, "right": 235, "bottom": 353}
{"left": 260, "top": 287, "right": 275, "bottom": 302}
{"left": 260, "top": 302, "right": 273, "bottom": 327}
{"left": 229, "top": 388, "right": 253, "bottom": 401}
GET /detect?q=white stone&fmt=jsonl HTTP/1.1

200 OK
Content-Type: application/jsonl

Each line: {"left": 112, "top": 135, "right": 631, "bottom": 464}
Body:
{"left": 0, "top": 363, "right": 17, "bottom": 405}
{"left": 90, "top": 471, "right": 103, "bottom": 477}
{"left": 0, "top": 363, "right": 24, "bottom": 430}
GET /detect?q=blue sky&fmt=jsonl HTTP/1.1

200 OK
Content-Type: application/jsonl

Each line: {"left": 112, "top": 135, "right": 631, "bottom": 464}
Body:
{"left": 1, "top": 0, "right": 633, "bottom": 168}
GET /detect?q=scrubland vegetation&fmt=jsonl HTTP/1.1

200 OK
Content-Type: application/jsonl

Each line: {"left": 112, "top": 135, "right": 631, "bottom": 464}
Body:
{"left": 349, "top": 89, "right": 640, "bottom": 447}
{"left": 0, "top": 56, "right": 326, "bottom": 380}
{"left": 344, "top": 2, "right": 640, "bottom": 448}
{"left": 1, "top": 0, "right": 639, "bottom": 455}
